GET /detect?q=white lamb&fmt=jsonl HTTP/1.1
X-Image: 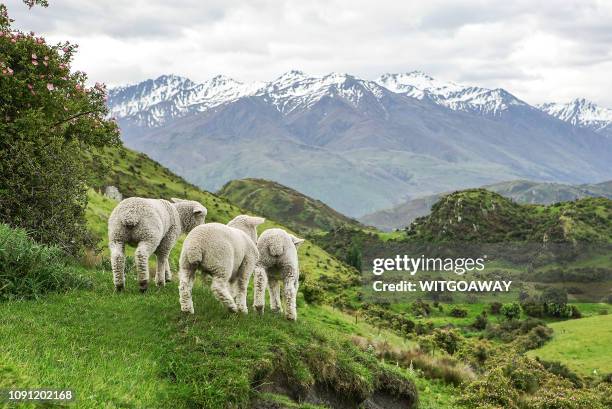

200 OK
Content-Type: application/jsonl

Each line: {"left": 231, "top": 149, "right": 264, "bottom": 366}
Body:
{"left": 108, "top": 197, "right": 207, "bottom": 292}
{"left": 178, "top": 215, "right": 265, "bottom": 314}
{"left": 253, "top": 228, "right": 304, "bottom": 321}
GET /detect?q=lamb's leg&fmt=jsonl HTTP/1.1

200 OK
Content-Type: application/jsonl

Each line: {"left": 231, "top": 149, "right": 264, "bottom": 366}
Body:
{"left": 253, "top": 266, "right": 268, "bottom": 314}
{"left": 211, "top": 275, "right": 238, "bottom": 313}
{"left": 283, "top": 278, "right": 298, "bottom": 321}
{"left": 283, "top": 265, "right": 299, "bottom": 321}
{"left": 234, "top": 258, "right": 255, "bottom": 314}
{"left": 135, "top": 241, "right": 152, "bottom": 293}
{"left": 165, "top": 259, "right": 172, "bottom": 282}
{"left": 110, "top": 241, "right": 126, "bottom": 291}
{"left": 268, "top": 279, "right": 282, "bottom": 313}
{"left": 155, "top": 252, "right": 169, "bottom": 287}
{"left": 178, "top": 265, "right": 196, "bottom": 313}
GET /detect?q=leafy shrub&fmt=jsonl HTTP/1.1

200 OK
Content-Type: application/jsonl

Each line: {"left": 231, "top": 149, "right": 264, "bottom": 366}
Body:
{"left": 515, "top": 325, "right": 553, "bottom": 351}
{"left": 501, "top": 302, "right": 521, "bottom": 320}
{"left": 521, "top": 297, "right": 546, "bottom": 317}
{"left": 460, "top": 368, "right": 520, "bottom": 409}
{"left": 432, "top": 328, "right": 463, "bottom": 355}
{"left": 537, "top": 359, "right": 583, "bottom": 388}
{"left": 411, "top": 299, "right": 432, "bottom": 316}
{"left": 489, "top": 301, "right": 503, "bottom": 314}
{"left": 472, "top": 311, "right": 488, "bottom": 330}
{"left": 0, "top": 224, "right": 91, "bottom": 300}
{"left": 449, "top": 307, "right": 468, "bottom": 317}
{"left": 456, "top": 339, "right": 492, "bottom": 369}
{"left": 0, "top": 2, "right": 119, "bottom": 255}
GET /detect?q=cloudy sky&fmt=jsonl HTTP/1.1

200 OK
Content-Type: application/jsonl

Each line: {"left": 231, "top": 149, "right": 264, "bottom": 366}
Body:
{"left": 7, "top": 0, "right": 612, "bottom": 106}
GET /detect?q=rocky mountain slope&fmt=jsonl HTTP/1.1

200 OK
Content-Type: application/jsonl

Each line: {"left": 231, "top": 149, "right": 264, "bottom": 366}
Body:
{"left": 539, "top": 98, "right": 612, "bottom": 138}
{"left": 108, "top": 71, "right": 612, "bottom": 217}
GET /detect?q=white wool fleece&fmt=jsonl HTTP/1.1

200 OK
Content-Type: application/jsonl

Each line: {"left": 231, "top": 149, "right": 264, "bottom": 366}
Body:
{"left": 108, "top": 197, "right": 206, "bottom": 292}
{"left": 178, "top": 215, "right": 265, "bottom": 314}
{"left": 253, "top": 228, "right": 304, "bottom": 321}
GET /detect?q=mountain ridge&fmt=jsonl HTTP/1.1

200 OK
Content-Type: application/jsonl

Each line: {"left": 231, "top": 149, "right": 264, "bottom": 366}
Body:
{"left": 108, "top": 70, "right": 612, "bottom": 217}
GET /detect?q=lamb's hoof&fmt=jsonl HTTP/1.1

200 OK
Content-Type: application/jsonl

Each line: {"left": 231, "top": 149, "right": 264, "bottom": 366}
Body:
{"left": 156, "top": 280, "right": 166, "bottom": 288}
{"left": 181, "top": 308, "right": 194, "bottom": 314}
{"left": 254, "top": 305, "right": 264, "bottom": 315}
{"left": 115, "top": 284, "right": 124, "bottom": 292}
{"left": 165, "top": 278, "right": 172, "bottom": 283}
{"left": 139, "top": 280, "right": 148, "bottom": 293}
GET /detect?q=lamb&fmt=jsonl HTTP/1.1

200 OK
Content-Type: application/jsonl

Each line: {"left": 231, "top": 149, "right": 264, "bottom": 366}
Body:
{"left": 178, "top": 215, "right": 265, "bottom": 314}
{"left": 108, "top": 197, "right": 207, "bottom": 292}
{"left": 252, "top": 228, "right": 304, "bottom": 321}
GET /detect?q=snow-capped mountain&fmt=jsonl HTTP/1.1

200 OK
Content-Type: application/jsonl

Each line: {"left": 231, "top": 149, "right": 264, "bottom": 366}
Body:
{"left": 538, "top": 98, "right": 612, "bottom": 137}
{"left": 108, "top": 74, "right": 263, "bottom": 127}
{"left": 108, "top": 71, "right": 612, "bottom": 217}
{"left": 260, "top": 70, "right": 391, "bottom": 115}
{"left": 376, "top": 71, "right": 527, "bottom": 116}
{"left": 109, "top": 70, "right": 533, "bottom": 127}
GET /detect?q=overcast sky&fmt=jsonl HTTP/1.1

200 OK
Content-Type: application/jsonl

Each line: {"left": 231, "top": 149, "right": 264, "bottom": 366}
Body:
{"left": 7, "top": 0, "right": 612, "bottom": 106}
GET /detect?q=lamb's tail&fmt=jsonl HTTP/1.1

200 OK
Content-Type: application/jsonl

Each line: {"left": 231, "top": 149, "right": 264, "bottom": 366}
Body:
{"left": 268, "top": 242, "right": 284, "bottom": 257}
{"left": 121, "top": 210, "right": 140, "bottom": 228}
{"left": 185, "top": 246, "right": 204, "bottom": 266}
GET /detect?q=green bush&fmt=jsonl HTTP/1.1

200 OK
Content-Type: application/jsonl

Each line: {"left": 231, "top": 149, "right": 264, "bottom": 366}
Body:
{"left": 501, "top": 302, "right": 521, "bottom": 320}
{"left": 449, "top": 306, "right": 468, "bottom": 317}
{"left": 0, "top": 223, "right": 91, "bottom": 300}
{"left": 472, "top": 311, "right": 488, "bottom": 330}
{"left": 460, "top": 367, "right": 520, "bottom": 409}
{"left": 0, "top": 2, "right": 119, "bottom": 255}
{"left": 489, "top": 301, "right": 503, "bottom": 314}
{"left": 432, "top": 328, "right": 462, "bottom": 355}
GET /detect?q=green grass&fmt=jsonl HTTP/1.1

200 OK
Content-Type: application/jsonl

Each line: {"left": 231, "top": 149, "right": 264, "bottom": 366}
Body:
{"left": 527, "top": 314, "right": 612, "bottom": 376}
{"left": 0, "top": 267, "right": 421, "bottom": 408}
{"left": 0, "top": 146, "right": 422, "bottom": 408}
{"left": 0, "top": 224, "right": 92, "bottom": 301}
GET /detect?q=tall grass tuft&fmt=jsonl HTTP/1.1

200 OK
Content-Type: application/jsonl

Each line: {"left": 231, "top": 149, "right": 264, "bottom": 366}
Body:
{"left": 0, "top": 224, "right": 92, "bottom": 301}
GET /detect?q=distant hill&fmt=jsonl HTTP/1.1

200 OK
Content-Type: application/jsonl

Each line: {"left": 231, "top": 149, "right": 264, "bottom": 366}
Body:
{"left": 218, "top": 178, "right": 364, "bottom": 236}
{"left": 361, "top": 180, "right": 612, "bottom": 231}
{"left": 405, "top": 189, "right": 612, "bottom": 243}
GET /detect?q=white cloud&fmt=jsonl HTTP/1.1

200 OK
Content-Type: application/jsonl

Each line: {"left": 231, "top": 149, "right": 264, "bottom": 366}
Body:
{"left": 6, "top": 0, "right": 612, "bottom": 106}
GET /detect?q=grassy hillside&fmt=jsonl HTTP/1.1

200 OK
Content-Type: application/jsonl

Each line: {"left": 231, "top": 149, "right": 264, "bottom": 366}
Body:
{"left": 528, "top": 314, "right": 612, "bottom": 376}
{"left": 3, "top": 146, "right": 611, "bottom": 408}
{"left": 361, "top": 179, "right": 612, "bottom": 231}
{"left": 0, "top": 145, "right": 429, "bottom": 408}
{"left": 218, "top": 178, "right": 364, "bottom": 236}
{"left": 406, "top": 189, "right": 612, "bottom": 243}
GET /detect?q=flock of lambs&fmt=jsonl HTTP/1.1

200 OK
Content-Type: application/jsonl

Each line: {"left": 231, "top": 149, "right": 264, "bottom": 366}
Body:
{"left": 107, "top": 197, "right": 304, "bottom": 321}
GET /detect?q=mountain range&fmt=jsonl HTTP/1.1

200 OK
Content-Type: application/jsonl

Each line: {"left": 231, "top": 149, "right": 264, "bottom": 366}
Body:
{"left": 360, "top": 179, "right": 612, "bottom": 231}
{"left": 108, "top": 70, "right": 612, "bottom": 217}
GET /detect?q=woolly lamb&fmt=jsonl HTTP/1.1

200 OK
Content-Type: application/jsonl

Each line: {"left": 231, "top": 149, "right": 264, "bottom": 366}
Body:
{"left": 108, "top": 197, "right": 207, "bottom": 292}
{"left": 253, "top": 228, "right": 304, "bottom": 321}
{"left": 178, "top": 215, "right": 265, "bottom": 314}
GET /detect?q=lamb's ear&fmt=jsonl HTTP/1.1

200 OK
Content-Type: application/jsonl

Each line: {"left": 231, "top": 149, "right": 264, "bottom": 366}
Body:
{"left": 171, "top": 198, "right": 186, "bottom": 203}
{"left": 249, "top": 216, "right": 265, "bottom": 226}
{"left": 290, "top": 235, "right": 305, "bottom": 247}
{"left": 193, "top": 206, "right": 207, "bottom": 215}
